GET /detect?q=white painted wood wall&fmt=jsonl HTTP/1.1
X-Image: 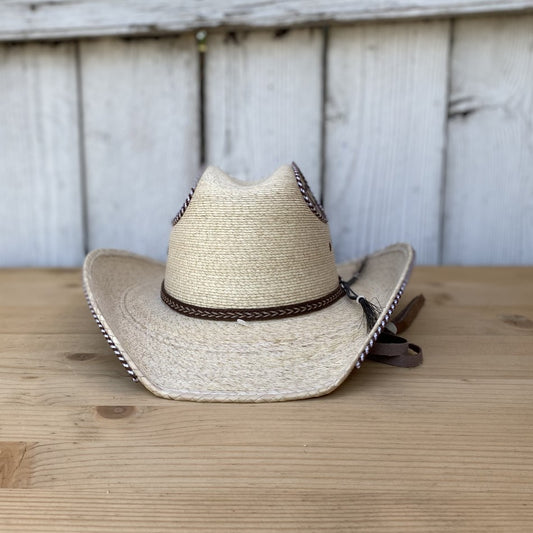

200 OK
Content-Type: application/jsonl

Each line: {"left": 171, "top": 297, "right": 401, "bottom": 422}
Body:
{"left": 1, "top": 10, "right": 533, "bottom": 266}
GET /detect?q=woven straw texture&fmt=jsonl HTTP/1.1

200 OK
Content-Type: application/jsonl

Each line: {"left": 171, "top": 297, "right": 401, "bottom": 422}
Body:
{"left": 83, "top": 243, "right": 414, "bottom": 402}
{"left": 164, "top": 165, "right": 339, "bottom": 308}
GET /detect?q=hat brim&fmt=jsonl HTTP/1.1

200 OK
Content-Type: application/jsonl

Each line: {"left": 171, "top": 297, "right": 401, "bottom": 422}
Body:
{"left": 82, "top": 243, "right": 414, "bottom": 402}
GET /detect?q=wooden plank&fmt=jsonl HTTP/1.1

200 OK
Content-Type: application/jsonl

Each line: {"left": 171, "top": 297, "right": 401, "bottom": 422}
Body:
{"left": 2, "top": 325, "right": 533, "bottom": 404}
{"left": 3, "top": 266, "right": 533, "bottom": 307}
{"left": 0, "top": 42, "right": 83, "bottom": 267}
{"left": 1, "top": 1, "right": 533, "bottom": 41}
{"left": 1, "top": 337, "right": 533, "bottom": 405}
{"left": 80, "top": 36, "right": 200, "bottom": 261}
{"left": 324, "top": 21, "right": 450, "bottom": 264}
{"left": 2, "top": 299, "right": 533, "bottom": 336}
{"left": 205, "top": 28, "right": 323, "bottom": 191}
{"left": 0, "top": 490, "right": 531, "bottom": 532}
{"left": 443, "top": 15, "right": 533, "bottom": 265}
{"left": 0, "top": 392, "right": 531, "bottom": 440}
{"left": 8, "top": 439, "right": 533, "bottom": 492}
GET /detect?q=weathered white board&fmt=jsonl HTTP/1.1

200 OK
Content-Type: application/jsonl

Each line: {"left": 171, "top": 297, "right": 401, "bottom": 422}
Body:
{"left": 325, "top": 20, "right": 450, "bottom": 264}
{"left": 0, "top": 1, "right": 531, "bottom": 41}
{"left": 80, "top": 36, "right": 200, "bottom": 261}
{"left": 1, "top": 15, "right": 532, "bottom": 267}
{"left": 205, "top": 29, "right": 324, "bottom": 192}
{"left": 443, "top": 16, "right": 533, "bottom": 265}
{"left": 0, "top": 42, "right": 83, "bottom": 267}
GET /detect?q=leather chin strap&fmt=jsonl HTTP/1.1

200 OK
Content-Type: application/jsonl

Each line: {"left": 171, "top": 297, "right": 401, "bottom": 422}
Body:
{"left": 368, "top": 294, "right": 425, "bottom": 368}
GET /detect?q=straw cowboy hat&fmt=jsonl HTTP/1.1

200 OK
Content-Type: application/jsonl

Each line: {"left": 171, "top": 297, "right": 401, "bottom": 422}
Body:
{"left": 83, "top": 163, "right": 420, "bottom": 402}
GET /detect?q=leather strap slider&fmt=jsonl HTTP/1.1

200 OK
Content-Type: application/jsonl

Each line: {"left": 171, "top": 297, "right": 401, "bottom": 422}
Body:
{"left": 368, "top": 332, "right": 423, "bottom": 368}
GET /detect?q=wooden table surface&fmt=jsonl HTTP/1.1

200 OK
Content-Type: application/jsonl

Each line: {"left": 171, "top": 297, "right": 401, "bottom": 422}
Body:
{"left": 1, "top": 266, "right": 532, "bottom": 532}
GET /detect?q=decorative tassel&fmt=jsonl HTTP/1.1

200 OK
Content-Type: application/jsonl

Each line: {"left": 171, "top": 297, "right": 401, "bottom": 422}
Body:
{"left": 357, "top": 295, "right": 380, "bottom": 331}
{"left": 339, "top": 278, "right": 381, "bottom": 332}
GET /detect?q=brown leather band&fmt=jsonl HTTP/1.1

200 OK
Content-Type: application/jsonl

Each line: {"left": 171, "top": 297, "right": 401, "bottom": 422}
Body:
{"left": 392, "top": 294, "right": 425, "bottom": 334}
{"left": 160, "top": 281, "right": 346, "bottom": 321}
{"left": 368, "top": 294, "right": 425, "bottom": 368}
{"left": 369, "top": 332, "right": 423, "bottom": 367}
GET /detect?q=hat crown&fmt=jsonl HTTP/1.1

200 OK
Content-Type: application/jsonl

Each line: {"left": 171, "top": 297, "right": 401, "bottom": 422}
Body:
{"left": 163, "top": 163, "right": 339, "bottom": 311}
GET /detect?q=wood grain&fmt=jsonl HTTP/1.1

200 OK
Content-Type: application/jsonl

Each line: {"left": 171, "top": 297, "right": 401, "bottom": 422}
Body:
{"left": 443, "top": 15, "right": 533, "bottom": 265}
{"left": 0, "top": 266, "right": 531, "bottom": 533}
{"left": 0, "top": 490, "right": 530, "bottom": 532}
{"left": 325, "top": 21, "right": 450, "bottom": 264}
{"left": 0, "top": 392, "right": 531, "bottom": 441}
{"left": 0, "top": 442, "right": 32, "bottom": 488}
{"left": 80, "top": 36, "right": 200, "bottom": 261}
{"left": 13, "top": 439, "right": 533, "bottom": 492}
{"left": 0, "top": 1, "right": 532, "bottom": 41}
{"left": 205, "top": 28, "right": 323, "bottom": 192}
{"left": 0, "top": 42, "right": 84, "bottom": 267}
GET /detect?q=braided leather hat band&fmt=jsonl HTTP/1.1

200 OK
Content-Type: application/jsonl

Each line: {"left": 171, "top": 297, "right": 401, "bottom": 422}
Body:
{"left": 160, "top": 280, "right": 346, "bottom": 321}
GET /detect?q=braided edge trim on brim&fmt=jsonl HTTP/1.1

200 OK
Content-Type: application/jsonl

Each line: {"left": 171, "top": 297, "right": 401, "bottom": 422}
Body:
{"left": 160, "top": 280, "right": 346, "bottom": 321}
{"left": 82, "top": 243, "right": 415, "bottom": 402}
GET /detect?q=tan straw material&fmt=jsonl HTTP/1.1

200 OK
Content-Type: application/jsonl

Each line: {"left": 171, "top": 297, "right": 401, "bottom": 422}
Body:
{"left": 83, "top": 163, "right": 415, "bottom": 402}
{"left": 165, "top": 164, "right": 339, "bottom": 308}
